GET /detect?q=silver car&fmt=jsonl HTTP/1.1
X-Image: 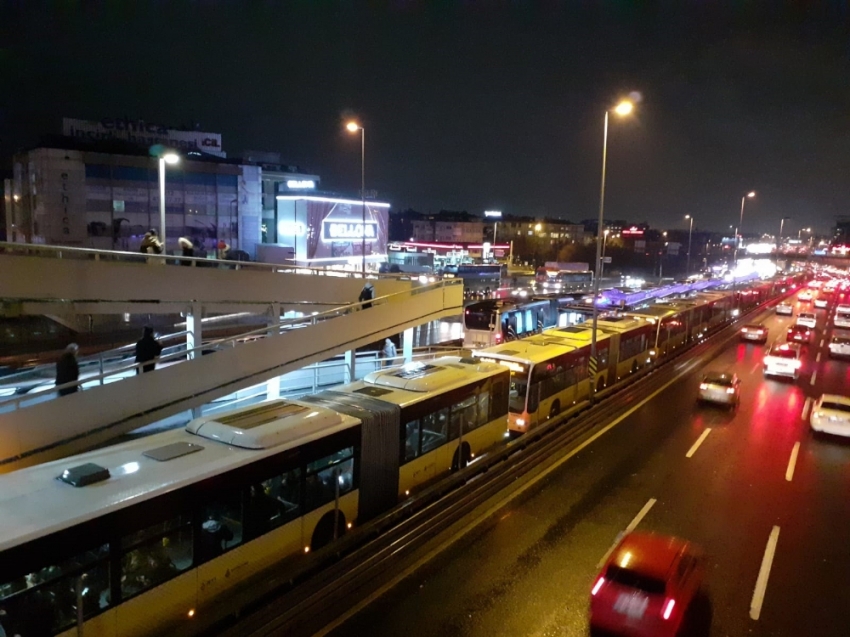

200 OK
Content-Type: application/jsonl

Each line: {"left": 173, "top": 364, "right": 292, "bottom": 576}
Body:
{"left": 829, "top": 336, "right": 850, "bottom": 359}
{"left": 698, "top": 372, "right": 741, "bottom": 407}
{"left": 776, "top": 303, "right": 793, "bottom": 316}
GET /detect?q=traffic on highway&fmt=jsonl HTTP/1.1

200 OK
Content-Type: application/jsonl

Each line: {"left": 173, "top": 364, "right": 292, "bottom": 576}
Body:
{"left": 325, "top": 269, "right": 850, "bottom": 637}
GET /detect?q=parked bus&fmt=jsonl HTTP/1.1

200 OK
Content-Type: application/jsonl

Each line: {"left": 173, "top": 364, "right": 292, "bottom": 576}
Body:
{"left": 0, "top": 356, "right": 508, "bottom": 637}
{"left": 442, "top": 264, "right": 505, "bottom": 300}
{"left": 535, "top": 267, "right": 594, "bottom": 292}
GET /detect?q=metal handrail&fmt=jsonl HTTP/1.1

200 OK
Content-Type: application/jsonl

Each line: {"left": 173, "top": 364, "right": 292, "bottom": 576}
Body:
{"left": 0, "top": 279, "right": 462, "bottom": 411}
{"left": 0, "top": 241, "right": 414, "bottom": 280}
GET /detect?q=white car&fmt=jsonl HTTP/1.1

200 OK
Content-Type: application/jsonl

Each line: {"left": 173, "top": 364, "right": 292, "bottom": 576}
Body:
{"left": 835, "top": 312, "right": 850, "bottom": 329}
{"left": 698, "top": 372, "right": 741, "bottom": 407}
{"left": 814, "top": 297, "right": 829, "bottom": 309}
{"left": 810, "top": 394, "right": 850, "bottom": 437}
{"left": 798, "top": 291, "right": 813, "bottom": 302}
{"left": 837, "top": 303, "right": 850, "bottom": 315}
{"left": 829, "top": 336, "right": 850, "bottom": 358}
{"left": 775, "top": 303, "right": 794, "bottom": 316}
{"left": 763, "top": 343, "right": 802, "bottom": 380}
{"left": 797, "top": 312, "right": 817, "bottom": 329}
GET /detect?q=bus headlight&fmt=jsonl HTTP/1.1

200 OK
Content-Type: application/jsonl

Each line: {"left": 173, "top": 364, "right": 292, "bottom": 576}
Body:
{"left": 515, "top": 418, "right": 526, "bottom": 427}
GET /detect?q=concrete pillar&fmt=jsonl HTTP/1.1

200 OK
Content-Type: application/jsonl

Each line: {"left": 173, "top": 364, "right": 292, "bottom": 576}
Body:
{"left": 345, "top": 349, "right": 356, "bottom": 384}
{"left": 266, "top": 303, "right": 282, "bottom": 399}
{"left": 403, "top": 327, "right": 414, "bottom": 363}
{"left": 186, "top": 303, "right": 202, "bottom": 360}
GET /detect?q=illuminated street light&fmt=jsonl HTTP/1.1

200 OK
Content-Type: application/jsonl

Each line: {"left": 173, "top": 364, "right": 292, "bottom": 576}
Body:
{"left": 534, "top": 223, "right": 542, "bottom": 232}
{"left": 734, "top": 190, "right": 756, "bottom": 269}
{"left": 591, "top": 96, "right": 636, "bottom": 402}
{"left": 684, "top": 215, "right": 694, "bottom": 275}
{"left": 155, "top": 149, "right": 180, "bottom": 250}
{"left": 345, "top": 120, "right": 367, "bottom": 276}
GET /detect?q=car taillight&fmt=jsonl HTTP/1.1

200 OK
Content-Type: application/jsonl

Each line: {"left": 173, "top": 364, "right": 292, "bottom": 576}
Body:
{"left": 699, "top": 383, "right": 709, "bottom": 390}
{"left": 495, "top": 333, "right": 503, "bottom": 343}
{"left": 591, "top": 576, "right": 605, "bottom": 596}
{"left": 662, "top": 598, "right": 676, "bottom": 620}
{"left": 793, "top": 359, "right": 802, "bottom": 368}
{"left": 726, "top": 387, "right": 735, "bottom": 394}
{"left": 757, "top": 329, "right": 764, "bottom": 334}
{"left": 741, "top": 328, "right": 748, "bottom": 333}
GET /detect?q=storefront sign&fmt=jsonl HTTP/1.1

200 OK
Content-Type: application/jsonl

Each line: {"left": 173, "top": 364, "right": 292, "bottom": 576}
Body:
{"left": 62, "top": 117, "right": 225, "bottom": 157}
{"left": 322, "top": 219, "right": 378, "bottom": 242}
{"left": 285, "top": 179, "right": 316, "bottom": 190}
{"left": 278, "top": 220, "right": 307, "bottom": 237}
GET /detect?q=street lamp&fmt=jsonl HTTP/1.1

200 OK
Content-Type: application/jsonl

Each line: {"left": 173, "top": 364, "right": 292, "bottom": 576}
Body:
{"left": 157, "top": 151, "right": 180, "bottom": 250}
{"left": 591, "top": 97, "right": 634, "bottom": 401}
{"left": 735, "top": 191, "right": 756, "bottom": 267}
{"left": 346, "top": 121, "right": 367, "bottom": 276}
{"left": 778, "top": 217, "right": 790, "bottom": 250}
{"left": 684, "top": 215, "right": 694, "bottom": 276}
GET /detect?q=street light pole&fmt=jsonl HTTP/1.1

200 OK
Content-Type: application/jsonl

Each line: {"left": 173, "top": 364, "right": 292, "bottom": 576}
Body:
{"left": 346, "top": 121, "right": 367, "bottom": 276}
{"left": 685, "top": 214, "right": 694, "bottom": 276}
{"left": 600, "top": 229, "right": 609, "bottom": 280}
{"left": 734, "top": 191, "right": 755, "bottom": 269}
{"left": 157, "top": 152, "right": 180, "bottom": 251}
{"left": 590, "top": 98, "right": 634, "bottom": 402}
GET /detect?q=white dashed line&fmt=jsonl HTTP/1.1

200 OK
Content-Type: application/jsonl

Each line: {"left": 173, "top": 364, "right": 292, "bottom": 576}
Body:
{"left": 750, "top": 526, "right": 780, "bottom": 620}
{"left": 596, "top": 498, "right": 657, "bottom": 568}
{"left": 816, "top": 352, "right": 822, "bottom": 363}
{"left": 820, "top": 339, "right": 825, "bottom": 347}
{"left": 686, "top": 428, "right": 712, "bottom": 458}
{"left": 785, "top": 442, "right": 800, "bottom": 482}
{"left": 810, "top": 371, "right": 818, "bottom": 386}
{"left": 802, "top": 397, "right": 813, "bottom": 421}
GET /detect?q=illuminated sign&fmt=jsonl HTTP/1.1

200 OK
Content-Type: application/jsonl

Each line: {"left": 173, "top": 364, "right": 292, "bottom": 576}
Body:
{"left": 484, "top": 210, "right": 503, "bottom": 218}
{"left": 477, "top": 357, "right": 528, "bottom": 374}
{"left": 622, "top": 226, "right": 645, "bottom": 236}
{"left": 286, "top": 179, "right": 316, "bottom": 190}
{"left": 277, "top": 220, "right": 307, "bottom": 237}
{"left": 322, "top": 219, "right": 378, "bottom": 242}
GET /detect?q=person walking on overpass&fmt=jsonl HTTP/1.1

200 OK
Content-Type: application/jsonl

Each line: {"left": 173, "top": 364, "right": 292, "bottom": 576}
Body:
{"left": 359, "top": 281, "right": 375, "bottom": 310}
{"left": 55, "top": 343, "right": 80, "bottom": 396}
{"left": 381, "top": 338, "right": 398, "bottom": 367}
{"left": 135, "top": 326, "right": 163, "bottom": 374}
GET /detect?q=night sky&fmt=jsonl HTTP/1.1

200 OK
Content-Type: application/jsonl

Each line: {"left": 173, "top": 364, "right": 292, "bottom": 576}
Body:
{"left": 3, "top": 2, "right": 850, "bottom": 235}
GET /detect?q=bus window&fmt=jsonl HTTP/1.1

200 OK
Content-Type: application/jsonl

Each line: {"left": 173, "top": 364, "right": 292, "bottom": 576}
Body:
{"left": 490, "top": 380, "right": 508, "bottom": 420}
{"left": 450, "top": 394, "right": 478, "bottom": 439}
{"left": 305, "top": 448, "right": 355, "bottom": 512}
{"left": 403, "top": 420, "right": 421, "bottom": 462}
{"left": 200, "top": 490, "right": 243, "bottom": 560}
{"left": 121, "top": 516, "right": 193, "bottom": 600}
{"left": 245, "top": 468, "right": 302, "bottom": 540}
{"left": 1, "top": 544, "right": 111, "bottom": 634}
{"left": 420, "top": 408, "right": 449, "bottom": 455}
{"left": 476, "top": 391, "right": 491, "bottom": 427}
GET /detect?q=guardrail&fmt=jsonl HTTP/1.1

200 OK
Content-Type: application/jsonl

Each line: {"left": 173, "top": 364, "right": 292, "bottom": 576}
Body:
{"left": 0, "top": 241, "right": 416, "bottom": 279}
{"left": 0, "top": 279, "right": 463, "bottom": 413}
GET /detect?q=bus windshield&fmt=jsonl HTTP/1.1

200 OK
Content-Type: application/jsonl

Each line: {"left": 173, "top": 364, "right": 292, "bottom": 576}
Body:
{"left": 464, "top": 302, "right": 497, "bottom": 331}
{"left": 509, "top": 372, "right": 528, "bottom": 413}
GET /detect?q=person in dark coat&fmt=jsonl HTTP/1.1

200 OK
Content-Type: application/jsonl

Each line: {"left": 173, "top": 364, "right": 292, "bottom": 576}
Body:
{"left": 135, "top": 326, "right": 163, "bottom": 373}
{"left": 358, "top": 281, "right": 375, "bottom": 310}
{"left": 55, "top": 343, "right": 80, "bottom": 396}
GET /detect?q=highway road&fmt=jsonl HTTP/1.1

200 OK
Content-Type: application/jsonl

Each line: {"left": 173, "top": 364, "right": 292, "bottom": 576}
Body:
{"left": 324, "top": 290, "right": 850, "bottom": 636}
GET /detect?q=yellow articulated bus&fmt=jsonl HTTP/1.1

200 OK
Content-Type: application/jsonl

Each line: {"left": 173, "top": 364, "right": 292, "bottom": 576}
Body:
{"left": 0, "top": 356, "right": 509, "bottom": 637}
{"left": 322, "top": 356, "right": 510, "bottom": 495}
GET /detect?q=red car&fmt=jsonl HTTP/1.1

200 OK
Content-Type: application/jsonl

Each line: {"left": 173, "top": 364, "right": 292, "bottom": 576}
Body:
{"left": 590, "top": 532, "right": 705, "bottom": 637}
{"left": 786, "top": 324, "right": 812, "bottom": 344}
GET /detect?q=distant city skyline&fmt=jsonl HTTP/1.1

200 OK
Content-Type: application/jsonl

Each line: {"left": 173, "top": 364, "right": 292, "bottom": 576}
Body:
{"left": 3, "top": 3, "right": 850, "bottom": 236}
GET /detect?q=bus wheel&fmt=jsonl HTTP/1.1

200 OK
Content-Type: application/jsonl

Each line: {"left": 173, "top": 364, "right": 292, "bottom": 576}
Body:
{"left": 549, "top": 401, "right": 561, "bottom": 420}
{"left": 310, "top": 510, "right": 347, "bottom": 551}
{"left": 451, "top": 442, "right": 472, "bottom": 471}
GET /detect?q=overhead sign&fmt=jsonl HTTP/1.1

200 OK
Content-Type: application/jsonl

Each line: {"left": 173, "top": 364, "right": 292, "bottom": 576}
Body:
{"left": 484, "top": 210, "right": 503, "bottom": 218}
{"left": 285, "top": 179, "right": 316, "bottom": 190}
{"left": 63, "top": 117, "right": 225, "bottom": 157}
{"left": 322, "top": 219, "right": 379, "bottom": 242}
{"left": 622, "top": 226, "right": 645, "bottom": 236}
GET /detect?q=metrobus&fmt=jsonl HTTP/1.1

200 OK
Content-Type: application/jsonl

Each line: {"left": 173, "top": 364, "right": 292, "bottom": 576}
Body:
{"left": 535, "top": 268, "right": 594, "bottom": 292}
{"left": 0, "top": 356, "right": 509, "bottom": 637}
{"left": 442, "top": 264, "right": 505, "bottom": 300}
{"left": 462, "top": 297, "right": 574, "bottom": 348}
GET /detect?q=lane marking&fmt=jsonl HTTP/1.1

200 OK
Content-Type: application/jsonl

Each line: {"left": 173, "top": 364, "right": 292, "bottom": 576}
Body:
{"left": 315, "top": 357, "right": 709, "bottom": 636}
{"left": 750, "top": 526, "right": 780, "bottom": 620}
{"left": 785, "top": 442, "right": 800, "bottom": 482}
{"left": 686, "top": 428, "right": 712, "bottom": 458}
{"left": 820, "top": 338, "right": 825, "bottom": 347}
{"left": 810, "top": 370, "right": 818, "bottom": 386}
{"left": 802, "top": 397, "right": 813, "bottom": 421}
{"left": 816, "top": 352, "right": 822, "bottom": 362}
{"left": 596, "top": 498, "right": 657, "bottom": 568}
{"left": 751, "top": 362, "right": 761, "bottom": 374}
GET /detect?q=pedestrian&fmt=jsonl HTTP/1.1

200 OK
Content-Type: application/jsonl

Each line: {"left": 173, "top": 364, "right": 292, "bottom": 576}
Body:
{"left": 55, "top": 343, "right": 80, "bottom": 396}
{"left": 217, "top": 240, "right": 230, "bottom": 260}
{"left": 358, "top": 281, "right": 375, "bottom": 310}
{"left": 135, "top": 326, "right": 163, "bottom": 373}
{"left": 381, "top": 338, "right": 397, "bottom": 367}
{"left": 178, "top": 237, "right": 194, "bottom": 266}
{"left": 140, "top": 229, "right": 164, "bottom": 264}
